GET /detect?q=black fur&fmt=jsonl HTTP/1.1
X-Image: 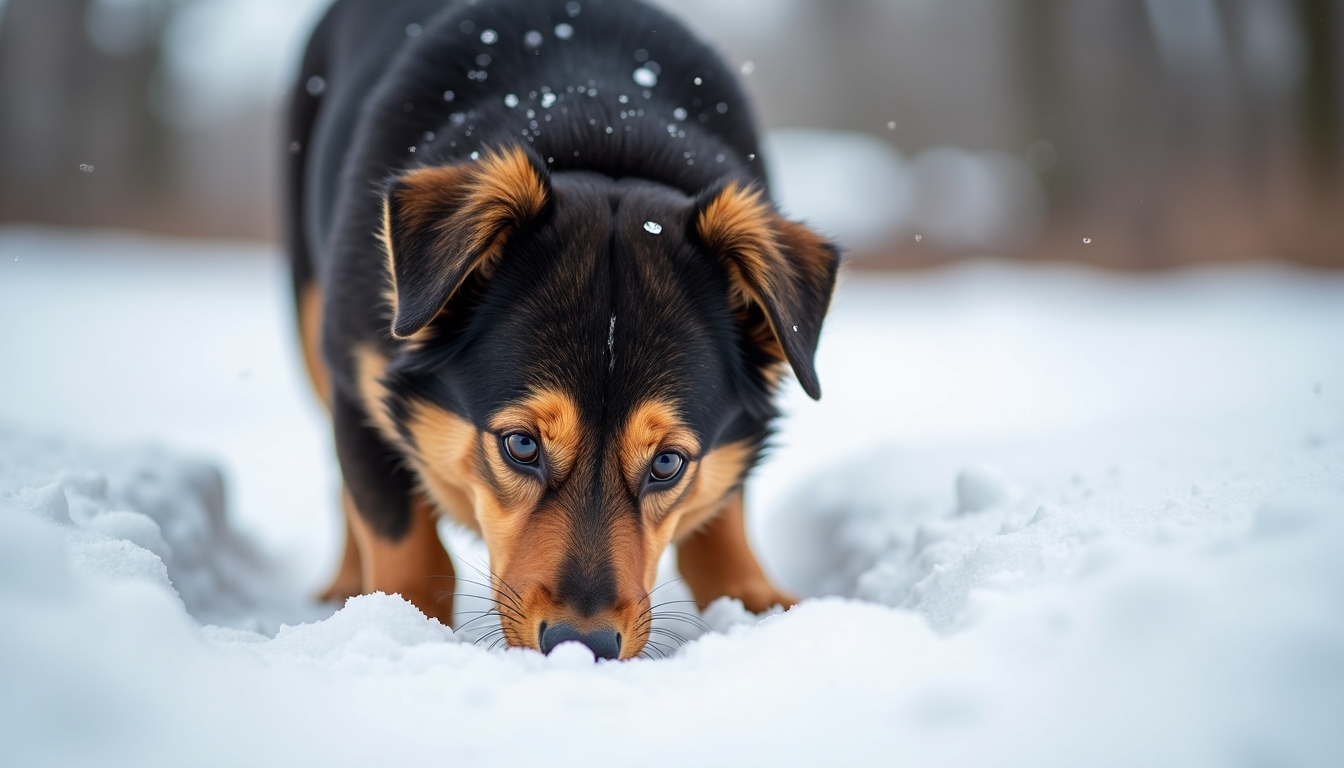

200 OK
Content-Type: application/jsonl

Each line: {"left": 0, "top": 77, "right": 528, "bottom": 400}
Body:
{"left": 286, "top": 0, "right": 837, "bottom": 573}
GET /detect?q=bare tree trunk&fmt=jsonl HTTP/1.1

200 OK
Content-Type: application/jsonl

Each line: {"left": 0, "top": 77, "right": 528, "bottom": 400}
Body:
{"left": 0, "top": 0, "right": 167, "bottom": 225}
{"left": 1295, "top": 0, "right": 1338, "bottom": 184}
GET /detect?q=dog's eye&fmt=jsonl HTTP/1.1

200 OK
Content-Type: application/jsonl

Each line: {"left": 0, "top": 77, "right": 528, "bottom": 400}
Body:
{"left": 504, "top": 433, "right": 539, "bottom": 464}
{"left": 649, "top": 452, "right": 684, "bottom": 482}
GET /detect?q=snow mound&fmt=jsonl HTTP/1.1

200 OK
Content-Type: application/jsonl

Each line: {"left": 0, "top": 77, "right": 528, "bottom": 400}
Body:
{"left": 3, "top": 422, "right": 1342, "bottom": 766}
{"left": 0, "top": 429, "right": 321, "bottom": 631}
{"left": 3, "top": 232, "right": 1343, "bottom": 765}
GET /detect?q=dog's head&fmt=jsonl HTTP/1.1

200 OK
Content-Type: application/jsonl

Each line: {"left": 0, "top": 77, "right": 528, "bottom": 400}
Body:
{"left": 365, "top": 146, "right": 837, "bottom": 659}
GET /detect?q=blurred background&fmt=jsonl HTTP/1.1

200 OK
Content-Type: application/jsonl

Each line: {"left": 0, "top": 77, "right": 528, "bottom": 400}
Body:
{"left": 0, "top": 0, "right": 1340, "bottom": 268}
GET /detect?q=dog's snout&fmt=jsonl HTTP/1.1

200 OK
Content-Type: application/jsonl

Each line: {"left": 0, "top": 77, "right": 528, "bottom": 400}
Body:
{"left": 539, "top": 621, "right": 621, "bottom": 660}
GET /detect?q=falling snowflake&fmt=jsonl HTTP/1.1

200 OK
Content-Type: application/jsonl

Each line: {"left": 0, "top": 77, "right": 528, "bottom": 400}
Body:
{"left": 633, "top": 67, "right": 657, "bottom": 87}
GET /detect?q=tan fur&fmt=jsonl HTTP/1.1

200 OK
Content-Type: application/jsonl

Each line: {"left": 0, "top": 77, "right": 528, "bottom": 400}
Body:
{"left": 337, "top": 347, "right": 462, "bottom": 620}
{"left": 353, "top": 345, "right": 398, "bottom": 442}
{"left": 677, "top": 491, "right": 797, "bottom": 613}
{"left": 403, "top": 401, "right": 484, "bottom": 531}
{"left": 611, "top": 406, "right": 760, "bottom": 614}
{"left": 406, "top": 389, "right": 653, "bottom": 658}
{"left": 383, "top": 148, "right": 548, "bottom": 340}
{"left": 497, "top": 496, "right": 650, "bottom": 658}
{"left": 463, "top": 147, "right": 549, "bottom": 250}
{"left": 772, "top": 216, "right": 838, "bottom": 299}
{"left": 319, "top": 488, "right": 364, "bottom": 604}
{"left": 297, "top": 282, "right": 332, "bottom": 406}
{"left": 488, "top": 389, "right": 585, "bottom": 485}
{"left": 696, "top": 181, "right": 784, "bottom": 312}
{"left": 616, "top": 400, "right": 699, "bottom": 499}
{"left": 378, "top": 198, "right": 400, "bottom": 322}
{"left": 491, "top": 501, "right": 574, "bottom": 649}
{"left": 299, "top": 278, "right": 347, "bottom": 604}
{"left": 396, "top": 147, "right": 547, "bottom": 259}
{"left": 697, "top": 182, "right": 793, "bottom": 363}
{"left": 398, "top": 389, "right": 583, "bottom": 557}
{"left": 698, "top": 181, "right": 836, "bottom": 303}
{"left": 345, "top": 487, "right": 456, "bottom": 624}
{"left": 671, "top": 439, "right": 755, "bottom": 542}
{"left": 336, "top": 370, "right": 783, "bottom": 656}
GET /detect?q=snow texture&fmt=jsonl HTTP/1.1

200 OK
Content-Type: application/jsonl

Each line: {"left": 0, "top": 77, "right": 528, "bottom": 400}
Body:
{"left": 2, "top": 227, "right": 1343, "bottom": 767}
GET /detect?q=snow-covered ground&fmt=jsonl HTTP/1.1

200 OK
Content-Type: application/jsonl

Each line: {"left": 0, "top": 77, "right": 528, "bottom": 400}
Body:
{"left": 2, "top": 227, "right": 1341, "bottom": 767}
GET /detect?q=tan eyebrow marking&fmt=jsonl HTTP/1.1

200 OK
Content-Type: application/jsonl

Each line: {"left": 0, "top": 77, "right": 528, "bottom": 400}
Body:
{"left": 488, "top": 387, "right": 584, "bottom": 483}
{"left": 617, "top": 400, "right": 700, "bottom": 487}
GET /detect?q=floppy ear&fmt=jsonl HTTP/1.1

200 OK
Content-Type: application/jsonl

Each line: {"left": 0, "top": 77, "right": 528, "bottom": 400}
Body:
{"left": 380, "top": 145, "right": 550, "bottom": 339}
{"left": 695, "top": 181, "right": 840, "bottom": 400}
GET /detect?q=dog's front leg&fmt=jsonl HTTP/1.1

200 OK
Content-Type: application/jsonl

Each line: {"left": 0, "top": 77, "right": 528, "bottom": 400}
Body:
{"left": 318, "top": 490, "right": 363, "bottom": 604}
{"left": 676, "top": 491, "right": 797, "bottom": 613}
{"left": 332, "top": 393, "right": 456, "bottom": 625}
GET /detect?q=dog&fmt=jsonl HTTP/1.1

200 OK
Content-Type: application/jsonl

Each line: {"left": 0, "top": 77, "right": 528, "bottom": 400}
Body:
{"left": 286, "top": 0, "right": 839, "bottom": 660}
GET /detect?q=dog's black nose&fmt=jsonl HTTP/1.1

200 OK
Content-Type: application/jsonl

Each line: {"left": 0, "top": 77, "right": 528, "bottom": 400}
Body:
{"left": 539, "top": 622, "right": 621, "bottom": 660}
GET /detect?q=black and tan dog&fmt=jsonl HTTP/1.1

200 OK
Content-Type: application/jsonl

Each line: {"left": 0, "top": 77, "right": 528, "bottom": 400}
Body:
{"left": 287, "top": 0, "right": 838, "bottom": 660}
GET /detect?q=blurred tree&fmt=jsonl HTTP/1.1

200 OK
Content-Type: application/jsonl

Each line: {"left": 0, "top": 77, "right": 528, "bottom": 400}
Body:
{"left": 0, "top": 0, "right": 1336, "bottom": 263}
{"left": 1295, "top": 0, "right": 1338, "bottom": 183}
{"left": 1014, "top": 0, "right": 1070, "bottom": 210}
{"left": 0, "top": 0, "right": 168, "bottom": 226}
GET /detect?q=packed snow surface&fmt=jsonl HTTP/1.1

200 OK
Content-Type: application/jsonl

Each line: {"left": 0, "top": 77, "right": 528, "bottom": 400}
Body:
{"left": 2, "top": 228, "right": 1342, "bottom": 767}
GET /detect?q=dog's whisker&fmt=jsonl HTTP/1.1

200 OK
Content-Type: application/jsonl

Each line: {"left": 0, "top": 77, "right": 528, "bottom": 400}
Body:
{"left": 642, "top": 639, "right": 674, "bottom": 656}
{"left": 453, "top": 576, "right": 524, "bottom": 611}
{"left": 452, "top": 601, "right": 524, "bottom": 625}
{"left": 647, "top": 613, "right": 711, "bottom": 632}
{"left": 470, "top": 601, "right": 524, "bottom": 619}
{"left": 647, "top": 608, "right": 710, "bottom": 622}
{"left": 466, "top": 560, "right": 526, "bottom": 606}
{"left": 649, "top": 627, "right": 689, "bottom": 645}
{"left": 457, "top": 567, "right": 524, "bottom": 602}
{"left": 488, "top": 567, "right": 525, "bottom": 606}
{"left": 634, "top": 610, "right": 710, "bottom": 632}
{"left": 472, "top": 622, "right": 507, "bottom": 635}
{"left": 454, "top": 612, "right": 502, "bottom": 625}
{"left": 437, "top": 590, "right": 516, "bottom": 614}
{"left": 456, "top": 615, "right": 505, "bottom": 632}
{"left": 473, "top": 630, "right": 508, "bottom": 648}
{"left": 638, "top": 577, "right": 687, "bottom": 606}
{"left": 654, "top": 610, "right": 711, "bottom": 626}
{"left": 648, "top": 599, "right": 706, "bottom": 610}
{"left": 444, "top": 584, "right": 510, "bottom": 600}
{"left": 472, "top": 627, "right": 507, "bottom": 642}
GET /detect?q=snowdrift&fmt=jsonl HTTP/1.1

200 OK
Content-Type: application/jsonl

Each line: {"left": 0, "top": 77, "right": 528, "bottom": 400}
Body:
{"left": 2, "top": 229, "right": 1342, "bottom": 767}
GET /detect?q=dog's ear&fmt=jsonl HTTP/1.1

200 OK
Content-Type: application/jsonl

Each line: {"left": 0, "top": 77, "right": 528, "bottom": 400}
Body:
{"left": 694, "top": 181, "right": 840, "bottom": 400}
{"left": 380, "top": 146, "right": 550, "bottom": 339}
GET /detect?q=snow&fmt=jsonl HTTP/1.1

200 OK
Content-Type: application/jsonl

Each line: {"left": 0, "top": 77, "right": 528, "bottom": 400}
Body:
{"left": 2, "top": 227, "right": 1343, "bottom": 767}
{"left": 633, "top": 66, "right": 658, "bottom": 87}
{"left": 764, "top": 131, "right": 1048, "bottom": 254}
{"left": 765, "top": 129, "right": 915, "bottom": 251}
{"left": 158, "top": 0, "right": 332, "bottom": 125}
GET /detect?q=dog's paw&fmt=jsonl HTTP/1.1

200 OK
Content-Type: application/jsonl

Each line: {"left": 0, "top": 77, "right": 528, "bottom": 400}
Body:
{"left": 718, "top": 580, "right": 799, "bottom": 614}
{"left": 318, "top": 576, "right": 363, "bottom": 605}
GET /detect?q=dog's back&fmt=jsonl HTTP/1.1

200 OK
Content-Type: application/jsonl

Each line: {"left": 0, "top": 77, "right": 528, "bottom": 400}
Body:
{"left": 288, "top": 0, "right": 766, "bottom": 316}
